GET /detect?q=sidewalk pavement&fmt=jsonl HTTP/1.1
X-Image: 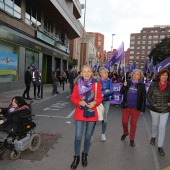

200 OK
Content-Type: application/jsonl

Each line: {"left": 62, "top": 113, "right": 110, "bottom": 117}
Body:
{"left": 0, "top": 83, "right": 70, "bottom": 107}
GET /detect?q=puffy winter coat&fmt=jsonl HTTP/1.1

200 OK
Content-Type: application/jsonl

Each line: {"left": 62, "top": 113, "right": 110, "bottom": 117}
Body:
{"left": 147, "top": 82, "right": 170, "bottom": 113}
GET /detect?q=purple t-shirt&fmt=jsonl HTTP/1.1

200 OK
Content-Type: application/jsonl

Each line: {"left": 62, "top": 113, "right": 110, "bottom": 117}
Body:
{"left": 127, "top": 82, "right": 139, "bottom": 108}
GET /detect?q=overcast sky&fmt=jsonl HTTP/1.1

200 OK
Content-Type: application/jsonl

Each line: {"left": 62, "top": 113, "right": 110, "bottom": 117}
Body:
{"left": 79, "top": 0, "right": 170, "bottom": 51}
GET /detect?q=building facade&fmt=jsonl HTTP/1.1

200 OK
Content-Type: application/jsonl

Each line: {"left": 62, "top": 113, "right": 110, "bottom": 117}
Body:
{"left": 87, "top": 32, "right": 104, "bottom": 63}
{"left": 0, "top": 0, "right": 82, "bottom": 92}
{"left": 129, "top": 25, "right": 170, "bottom": 69}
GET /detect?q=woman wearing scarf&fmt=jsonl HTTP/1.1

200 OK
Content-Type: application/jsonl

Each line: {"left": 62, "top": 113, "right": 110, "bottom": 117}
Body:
{"left": 91, "top": 67, "right": 114, "bottom": 142}
{"left": 120, "top": 69, "right": 146, "bottom": 147}
{"left": 147, "top": 68, "right": 170, "bottom": 156}
{"left": 0, "top": 96, "right": 30, "bottom": 131}
{"left": 70, "top": 65, "right": 103, "bottom": 169}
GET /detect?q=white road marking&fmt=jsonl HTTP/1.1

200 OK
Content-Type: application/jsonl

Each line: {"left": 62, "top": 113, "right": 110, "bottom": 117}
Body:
{"left": 67, "top": 109, "right": 75, "bottom": 118}
{"left": 35, "top": 109, "right": 75, "bottom": 119}
{"left": 43, "top": 108, "right": 60, "bottom": 111}
{"left": 35, "top": 115, "right": 67, "bottom": 118}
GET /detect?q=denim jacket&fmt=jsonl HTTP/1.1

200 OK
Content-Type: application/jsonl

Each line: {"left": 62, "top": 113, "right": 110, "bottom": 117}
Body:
{"left": 100, "top": 79, "right": 114, "bottom": 102}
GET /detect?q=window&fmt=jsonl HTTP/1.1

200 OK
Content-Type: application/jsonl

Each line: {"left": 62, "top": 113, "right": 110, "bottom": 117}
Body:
{"left": 153, "top": 35, "right": 158, "bottom": 39}
{"left": 130, "top": 46, "right": 134, "bottom": 49}
{"left": 98, "top": 36, "right": 101, "bottom": 40}
{"left": 131, "top": 36, "right": 135, "bottom": 40}
{"left": 141, "top": 56, "right": 145, "bottom": 59}
{"left": 137, "top": 47, "right": 140, "bottom": 49}
{"left": 142, "top": 41, "right": 145, "bottom": 44}
{"left": 25, "top": 0, "right": 42, "bottom": 29}
{"left": 137, "top": 41, "right": 140, "bottom": 44}
{"left": 98, "top": 41, "right": 101, "bottom": 45}
{"left": 153, "top": 41, "right": 158, "bottom": 44}
{"left": 160, "top": 35, "right": 165, "bottom": 39}
{"left": 130, "top": 56, "right": 134, "bottom": 59}
{"left": 148, "top": 46, "right": 151, "bottom": 49}
{"left": 148, "top": 36, "right": 152, "bottom": 39}
{"left": 142, "top": 46, "right": 145, "bottom": 49}
{"left": 130, "top": 41, "right": 135, "bottom": 45}
{"left": 1, "top": 0, "right": 21, "bottom": 18}
{"left": 148, "top": 41, "right": 151, "bottom": 44}
{"left": 137, "top": 36, "right": 141, "bottom": 39}
{"left": 136, "top": 52, "right": 140, "bottom": 54}
{"left": 130, "top": 51, "right": 134, "bottom": 54}
{"left": 136, "top": 56, "right": 139, "bottom": 59}
{"left": 143, "top": 36, "right": 146, "bottom": 39}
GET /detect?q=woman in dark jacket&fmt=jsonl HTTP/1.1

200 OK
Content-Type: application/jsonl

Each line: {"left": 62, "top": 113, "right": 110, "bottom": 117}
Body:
{"left": 0, "top": 96, "right": 30, "bottom": 131}
{"left": 120, "top": 69, "right": 146, "bottom": 147}
{"left": 147, "top": 68, "right": 170, "bottom": 156}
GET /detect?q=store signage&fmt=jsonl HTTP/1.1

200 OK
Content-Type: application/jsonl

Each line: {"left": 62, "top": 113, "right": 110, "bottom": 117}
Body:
{"left": 37, "top": 31, "right": 55, "bottom": 46}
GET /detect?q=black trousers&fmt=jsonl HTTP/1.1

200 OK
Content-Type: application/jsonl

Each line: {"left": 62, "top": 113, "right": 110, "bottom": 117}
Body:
{"left": 33, "top": 84, "right": 40, "bottom": 97}
{"left": 23, "top": 84, "right": 30, "bottom": 98}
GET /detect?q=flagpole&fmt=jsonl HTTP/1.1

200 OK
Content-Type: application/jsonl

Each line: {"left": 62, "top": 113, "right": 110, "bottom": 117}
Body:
{"left": 123, "top": 42, "right": 126, "bottom": 82}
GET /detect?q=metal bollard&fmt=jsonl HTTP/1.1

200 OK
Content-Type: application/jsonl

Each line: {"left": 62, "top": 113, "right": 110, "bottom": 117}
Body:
{"left": 41, "top": 83, "right": 43, "bottom": 98}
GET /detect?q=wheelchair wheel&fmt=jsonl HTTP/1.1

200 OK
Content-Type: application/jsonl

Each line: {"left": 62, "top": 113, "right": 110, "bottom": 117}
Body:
{"left": 10, "top": 151, "right": 21, "bottom": 160}
{"left": 28, "top": 134, "right": 41, "bottom": 151}
{"left": 0, "top": 144, "right": 5, "bottom": 159}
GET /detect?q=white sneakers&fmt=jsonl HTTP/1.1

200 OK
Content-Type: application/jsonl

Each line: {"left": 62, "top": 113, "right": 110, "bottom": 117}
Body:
{"left": 101, "top": 134, "right": 106, "bottom": 142}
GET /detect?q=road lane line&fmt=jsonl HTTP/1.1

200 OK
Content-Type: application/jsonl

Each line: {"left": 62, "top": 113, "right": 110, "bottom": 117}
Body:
{"left": 142, "top": 114, "right": 160, "bottom": 170}
{"left": 35, "top": 115, "right": 67, "bottom": 118}
{"left": 67, "top": 109, "right": 75, "bottom": 118}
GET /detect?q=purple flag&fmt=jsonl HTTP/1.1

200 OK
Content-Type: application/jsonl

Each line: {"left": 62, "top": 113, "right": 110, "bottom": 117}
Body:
{"left": 153, "top": 57, "right": 170, "bottom": 75}
{"left": 148, "top": 57, "right": 154, "bottom": 74}
{"left": 129, "top": 60, "right": 136, "bottom": 73}
{"left": 144, "top": 59, "right": 148, "bottom": 73}
{"left": 105, "top": 43, "right": 125, "bottom": 71}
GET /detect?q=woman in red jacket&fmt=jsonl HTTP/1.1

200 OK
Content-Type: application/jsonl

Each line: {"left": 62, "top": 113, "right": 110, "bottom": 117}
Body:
{"left": 70, "top": 65, "right": 103, "bottom": 169}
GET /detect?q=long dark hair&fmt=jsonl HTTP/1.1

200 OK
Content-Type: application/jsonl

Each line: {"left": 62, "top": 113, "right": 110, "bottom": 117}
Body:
{"left": 12, "top": 96, "right": 28, "bottom": 107}
{"left": 155, "top": 68, "right": 170, "bottom": 82}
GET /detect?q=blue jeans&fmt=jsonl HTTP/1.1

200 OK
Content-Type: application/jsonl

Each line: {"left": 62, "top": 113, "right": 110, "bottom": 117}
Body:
{"left": 91, "top": 101, "right": 110, "bottom": 135}
{"left": 70, "top": 84, "right": 74, "bottom": 94}
{"left": 102, "top": 101, "right": 110, "bottom": 134}
{"left": 74, "top": 120, "right": 95, "bottom": 156}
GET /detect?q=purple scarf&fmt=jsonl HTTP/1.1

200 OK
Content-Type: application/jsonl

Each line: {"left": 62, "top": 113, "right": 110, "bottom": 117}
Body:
{"left": 78, "top": 77, "right": 93, "bottom": 95}
{"left": 100, "top": 77, "right": 109, "bottom": 85}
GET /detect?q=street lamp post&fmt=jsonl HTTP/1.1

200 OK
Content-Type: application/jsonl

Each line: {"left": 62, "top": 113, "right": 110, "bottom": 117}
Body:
{"left": 111, "top": 34, "right": 115, "bottom": 55}
{"left": 80, "top": 0, "right": 86, "bottom": 69}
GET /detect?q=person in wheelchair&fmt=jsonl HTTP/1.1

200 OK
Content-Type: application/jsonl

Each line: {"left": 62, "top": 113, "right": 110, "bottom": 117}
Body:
{"left": 0, "top": 96, "right": 31, "bottom": 132}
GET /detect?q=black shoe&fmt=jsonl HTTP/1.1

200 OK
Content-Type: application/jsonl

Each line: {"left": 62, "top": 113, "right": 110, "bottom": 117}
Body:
{"left": 27, "top": 97, "right": 32, "bottom": 100}
{"left": 130, "top": 140, "right": 135, "bottom": 147}
{"left": 82, "top": 152, "right": 88, "bottom": 167}
{"left": 121, "top": 134, "right": 128, "bottom": 140}
{"left": 71, "top": 156, "right": 80, "bottom": 169}
{"left": 150, "top": 137, "right": 156, "bottom": 145}
{"left": 158, "top": 147, "right": 165, "bottom": 156}
{"left": 37, "top": 95, "right": 41, "bottom": 98}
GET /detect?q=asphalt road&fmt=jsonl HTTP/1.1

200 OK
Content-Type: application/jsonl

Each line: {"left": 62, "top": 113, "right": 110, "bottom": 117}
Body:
{"left": 0, "top": 91, "right": 170, "bottom": 170}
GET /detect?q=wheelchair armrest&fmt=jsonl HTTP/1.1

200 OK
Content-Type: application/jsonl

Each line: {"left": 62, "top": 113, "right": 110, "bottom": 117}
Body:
{"left": 20, "top": 114, "right": 34, "bottom": 119}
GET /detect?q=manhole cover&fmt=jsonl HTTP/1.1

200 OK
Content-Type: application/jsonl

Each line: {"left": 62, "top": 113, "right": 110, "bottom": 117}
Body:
{"left": 3, "top": 133, "right": 61, "bottom": 161}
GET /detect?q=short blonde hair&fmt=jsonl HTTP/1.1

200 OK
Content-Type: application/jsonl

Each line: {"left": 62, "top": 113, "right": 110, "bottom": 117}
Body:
{"left": 131, "top": 69, "right": 144, "bottom": 81}
{"left": 99, "top": 67, "right": 109, "bottom": 73}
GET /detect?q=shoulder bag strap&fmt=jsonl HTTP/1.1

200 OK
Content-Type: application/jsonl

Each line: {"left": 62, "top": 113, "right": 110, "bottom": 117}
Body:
{"left": 95, "top": 82, "right": 97, "bottom": 100}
